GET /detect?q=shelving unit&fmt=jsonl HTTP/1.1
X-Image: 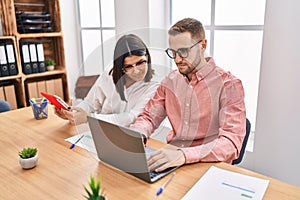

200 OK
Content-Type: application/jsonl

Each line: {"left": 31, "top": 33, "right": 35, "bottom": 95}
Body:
{"left": 0, "top": 0, "right": 69, "bottom": 109}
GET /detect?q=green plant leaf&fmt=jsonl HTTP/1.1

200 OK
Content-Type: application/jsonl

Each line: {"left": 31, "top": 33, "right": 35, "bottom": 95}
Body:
{"left": 19, "top": 147, "right": 37, "bottom": 159}
{"left": 45, "top": 59, "right": 56, "bottom": 66}
{"left": 84, "top": 175, "right": 105, "bottom": 199}
{"left": 84, "top": 185, "right": 92, "bottom": 197}
{"left": 95, "top": 179, "right": 100, "bottom": 195}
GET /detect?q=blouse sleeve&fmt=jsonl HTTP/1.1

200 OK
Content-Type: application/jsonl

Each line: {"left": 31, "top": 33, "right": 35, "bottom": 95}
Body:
{"left": 130, "top": 83, "right": 167, "bottom": 135}
{"left": 94, "top": 81, "right": 159, "bottom": 127}
{"left": 76, "top": 71, "right": 108, "bottom": 113}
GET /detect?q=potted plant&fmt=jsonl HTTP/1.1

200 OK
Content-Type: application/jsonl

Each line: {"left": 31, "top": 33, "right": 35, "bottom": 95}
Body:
{"left": 19, "top": 147, "right": 38, "bottom": 169}
{"left": 45, "top": 59, "right": 56, "bottom": 71}
{"left": 84, "top": 175, "right": 106, "bottom": 200}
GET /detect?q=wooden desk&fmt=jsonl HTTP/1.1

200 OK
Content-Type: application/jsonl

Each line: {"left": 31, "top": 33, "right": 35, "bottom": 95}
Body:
{"left": 1, "top": 107, "right": 300, "bottom": 200}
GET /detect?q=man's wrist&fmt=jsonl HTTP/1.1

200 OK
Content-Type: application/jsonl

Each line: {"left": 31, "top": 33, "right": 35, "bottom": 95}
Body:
{"left": 178, "top": 149, "right": 186, "bottom": 164}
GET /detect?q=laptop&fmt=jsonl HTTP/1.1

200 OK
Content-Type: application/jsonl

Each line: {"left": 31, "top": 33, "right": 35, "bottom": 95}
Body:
{"left": 87, "top": 115, "right": 179, "bottom": 183}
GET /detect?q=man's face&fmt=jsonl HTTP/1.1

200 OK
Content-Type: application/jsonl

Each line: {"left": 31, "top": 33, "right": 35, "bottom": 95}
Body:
{"left": 168, "top": 32, "right": 202, "bottom": 76}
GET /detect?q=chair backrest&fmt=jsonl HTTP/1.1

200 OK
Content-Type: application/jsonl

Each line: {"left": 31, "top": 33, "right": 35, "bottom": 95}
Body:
{"left": 0, "top": 100, "right": 11, "bottom": 113}
{"left": 232, "top": 118, "right": 251, "bottom": 165}
{"left": 75, "top": 75, "right": 99, "bottom": 99}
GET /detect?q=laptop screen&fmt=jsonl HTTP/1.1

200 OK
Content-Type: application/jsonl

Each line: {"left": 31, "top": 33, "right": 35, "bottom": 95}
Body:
{"left": 87, "top": 115, "right": 178, "bottom": 182}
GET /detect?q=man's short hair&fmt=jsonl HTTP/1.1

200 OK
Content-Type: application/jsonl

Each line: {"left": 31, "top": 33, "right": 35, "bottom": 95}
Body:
{"left": 168, "top": 18, "right": 205, "bottom": 41}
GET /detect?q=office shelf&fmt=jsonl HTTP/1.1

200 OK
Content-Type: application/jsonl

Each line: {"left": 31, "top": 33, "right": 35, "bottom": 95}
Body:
{"left": 0, "top": 0, "right": 69, "bottom": 109}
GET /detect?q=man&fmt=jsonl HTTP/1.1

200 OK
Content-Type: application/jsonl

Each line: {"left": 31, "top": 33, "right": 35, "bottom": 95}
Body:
{"left": 130, "top": 18, "right": 246, "bottom": 172}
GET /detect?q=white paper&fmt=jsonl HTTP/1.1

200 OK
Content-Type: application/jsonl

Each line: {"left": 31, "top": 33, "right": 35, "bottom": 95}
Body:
{"left": 65, "top": 131, "right": 97, "bottom": 153}
{"left": 181, "top": 166, "right": 269, "bottom": 200}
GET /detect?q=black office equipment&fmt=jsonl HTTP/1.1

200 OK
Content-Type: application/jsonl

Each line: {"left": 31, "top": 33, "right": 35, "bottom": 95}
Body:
{"left": 20, "top": 42, "right": 32, "bottom": 74}
{"left": 29, "top": 43, "right": 39, "bottom": 73}
{"left": 16, "top": 9, "right": 53, "bottom": 33}
{"left": 36, "top": 42, "right": 45, "bottom": 72}
{"left": 232, "top": 118, "right": 251, "bottom": 165}
{"left": 0, "top": 45, "right": 9, "bottom": 77}
{"left": 5, "top": 42, "right": 18, "bottom": 76}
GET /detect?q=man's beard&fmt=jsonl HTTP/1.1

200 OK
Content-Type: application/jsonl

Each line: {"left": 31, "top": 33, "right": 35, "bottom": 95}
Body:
{"left": 177, "top": 56, "right": 201, "bottom": 76}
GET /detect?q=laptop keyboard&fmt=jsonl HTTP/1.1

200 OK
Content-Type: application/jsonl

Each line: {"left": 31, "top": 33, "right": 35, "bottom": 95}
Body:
{"left": 150, "top": 170, "right": 160, "bottom": 179}
{"left": 145, "top": 146, "right": 178, "bottom": 181}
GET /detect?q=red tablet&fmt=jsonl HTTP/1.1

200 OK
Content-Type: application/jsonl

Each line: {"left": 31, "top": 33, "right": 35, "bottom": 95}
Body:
{"left": 41, "top": 92, "right": 71, "bottom": 110}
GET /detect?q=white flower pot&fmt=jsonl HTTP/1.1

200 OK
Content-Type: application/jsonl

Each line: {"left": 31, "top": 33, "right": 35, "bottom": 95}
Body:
{"left": 46, "top": 65, "right": 55, "bottom": 71}
{"left": 19, "top": 154, "right": 38, "bottom": 169}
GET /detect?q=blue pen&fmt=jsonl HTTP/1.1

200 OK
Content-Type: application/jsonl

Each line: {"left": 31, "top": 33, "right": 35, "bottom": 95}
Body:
{"left": 70, "top": 134, "right": 84, "bottom": 149}
{"left": 156, "top": 172, "right": 176, "bottom": 196}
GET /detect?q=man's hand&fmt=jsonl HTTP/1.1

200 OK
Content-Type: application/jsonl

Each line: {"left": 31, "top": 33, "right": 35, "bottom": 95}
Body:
{"left": 147, "top": 148, "right": 185, "bottom": 172}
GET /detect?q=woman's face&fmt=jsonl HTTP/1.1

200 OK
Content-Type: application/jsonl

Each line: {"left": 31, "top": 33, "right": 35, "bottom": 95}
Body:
{"left": 123, "top": 55, "right": 148, "bottom": 82}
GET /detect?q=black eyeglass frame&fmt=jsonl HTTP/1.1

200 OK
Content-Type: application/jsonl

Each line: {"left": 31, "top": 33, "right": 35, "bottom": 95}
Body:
{"left": 122, "top": 59, "right": 148, "bottom": 73}
{"left": 165, "top": 40, "right": 203, "bottom": 59}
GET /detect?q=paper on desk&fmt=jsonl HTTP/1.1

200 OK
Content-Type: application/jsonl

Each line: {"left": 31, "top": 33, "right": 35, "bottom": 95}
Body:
{"left": 65, "top": 131, "right": 97, "bottom": 153}
{"left": 181, "top": 166, "right": 269, "bottom": 200}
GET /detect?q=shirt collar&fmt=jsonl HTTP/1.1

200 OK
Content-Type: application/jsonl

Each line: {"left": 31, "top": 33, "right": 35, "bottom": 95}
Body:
{"left": 194, "top": 57, "right": 216, "bottom": 81}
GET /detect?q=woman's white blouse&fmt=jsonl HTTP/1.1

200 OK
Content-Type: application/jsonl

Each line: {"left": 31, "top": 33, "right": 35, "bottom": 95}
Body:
{"left": 77, "top": 70, "right": 159, "bottom": 126}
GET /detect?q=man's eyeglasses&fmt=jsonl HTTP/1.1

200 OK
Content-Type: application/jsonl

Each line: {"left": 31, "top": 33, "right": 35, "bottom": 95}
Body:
{"left": 165, "top": 40, "right": 202, "bottom": 59}
{"left": 123, "top": 59, "right": 147, "bottom": 73}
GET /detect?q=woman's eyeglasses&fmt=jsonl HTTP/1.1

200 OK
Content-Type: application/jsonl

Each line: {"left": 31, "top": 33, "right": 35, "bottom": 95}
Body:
{"left": 165, "top": 40, "right": 202, "bottom": 59}
{"left": 123, "top": 60, "right": 147, "bottom": 73}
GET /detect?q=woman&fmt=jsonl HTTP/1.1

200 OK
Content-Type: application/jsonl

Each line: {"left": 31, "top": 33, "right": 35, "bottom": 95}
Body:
{"left": 55, "top": 34, "right": 158, "bottom": 126}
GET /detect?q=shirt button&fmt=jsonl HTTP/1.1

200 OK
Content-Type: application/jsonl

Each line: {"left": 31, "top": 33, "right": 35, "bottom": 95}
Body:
{"left": 189, "top": 85, "right": 193, "bottom": 89}
{"left": 181, "top": 144, "right": 184, "bottom": 147}
{"left": 184, "top": 121, "right": 188, "bottom": 125}
{"left": 186, "top": 103, "right": 189, "bottom": 106}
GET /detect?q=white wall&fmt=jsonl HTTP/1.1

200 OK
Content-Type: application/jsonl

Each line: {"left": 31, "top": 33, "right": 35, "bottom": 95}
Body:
{"left": 60, "top": 0, "right": 81, "bottom": 98}
{"left": 115, "top": 0, "right": 149, "bottom": 36}
{"left": 114, "top": 0, "right": 171, "bottom": 82}
{"left": 250, "top": 0, "right": 300, "bottom": 186}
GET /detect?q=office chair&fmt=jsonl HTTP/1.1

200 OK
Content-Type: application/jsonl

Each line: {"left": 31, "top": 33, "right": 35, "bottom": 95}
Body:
{"left": 232, "top": 118, "right": 251, "bottom": 165}
{"left": 75, "top": 75, "right": 99, "bottom": 99}
{"left": 0, "top": 100, "right": 11, "bottom": 113}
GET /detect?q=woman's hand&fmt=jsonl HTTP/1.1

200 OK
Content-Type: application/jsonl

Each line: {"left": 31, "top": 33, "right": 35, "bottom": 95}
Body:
{"left": 54, "top": 107, "right": 88, "bottom": 125}
{"left": 70, "top": 107, "right": 88, "bottom": 125}
{"left": 54, "top": 107, "right": 71, "bottom": 120}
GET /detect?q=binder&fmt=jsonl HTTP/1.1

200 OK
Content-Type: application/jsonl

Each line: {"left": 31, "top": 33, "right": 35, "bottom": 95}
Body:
{"left": 29, "top": 43, "right": 39, "bottom": 73}
{"left": 20, "top": 42, "right": 32, "bottom": 74}
{"left": 0, "top": 45, "right": 9, "bottom": 77}
{"left": 5, "top": 42, "right": 18, "bottom": 76}
{"left": 36, "top": 42, "right": 45, "bottom": 72}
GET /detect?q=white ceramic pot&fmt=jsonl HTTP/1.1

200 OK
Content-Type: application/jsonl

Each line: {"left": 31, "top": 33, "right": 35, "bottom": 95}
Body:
{"left": 46, "top": 65, "right": 55, "bottom": 71}
{"left": 19, "top": 154, "right": 38, "bottom": 169}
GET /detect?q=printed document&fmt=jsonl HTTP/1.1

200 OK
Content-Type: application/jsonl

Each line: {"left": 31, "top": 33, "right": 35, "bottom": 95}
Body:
{"left": 65, "top": 131, "right": 96, "bottom": 153}
{"left": 181, "top": 166, "right": 269, "bottom": 200}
